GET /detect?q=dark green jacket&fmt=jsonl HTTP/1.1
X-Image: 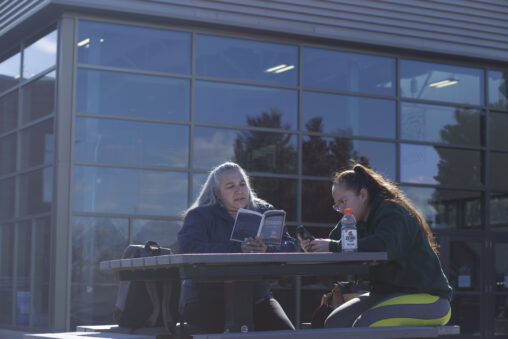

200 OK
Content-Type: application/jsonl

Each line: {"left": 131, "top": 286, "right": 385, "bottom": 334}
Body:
{"left": 328, "top": 196, "right": 452, "bottom": 300}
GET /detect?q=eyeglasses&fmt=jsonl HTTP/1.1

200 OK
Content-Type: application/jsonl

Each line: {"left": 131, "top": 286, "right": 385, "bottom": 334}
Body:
{"left": 332, "top": 198, "right": 347, "bottom": 212}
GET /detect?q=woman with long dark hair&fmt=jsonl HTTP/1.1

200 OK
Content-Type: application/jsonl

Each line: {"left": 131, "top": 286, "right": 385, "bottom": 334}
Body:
{"left": 301, "top": 164, "right": 452, "bottom": 328}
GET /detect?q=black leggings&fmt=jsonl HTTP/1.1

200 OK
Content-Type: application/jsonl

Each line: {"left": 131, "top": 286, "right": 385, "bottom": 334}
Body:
{"left": 184, "top": 298, "right": 295, "bottom": 333}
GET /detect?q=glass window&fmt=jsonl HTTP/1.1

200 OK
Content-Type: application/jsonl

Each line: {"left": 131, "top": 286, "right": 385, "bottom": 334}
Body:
{"left": 302, "top": 179, "right": 336, "bottom": 224}
{"left": 0, "top": 134, "right": 16, "bottom": 176}
{"left": 0, "top": 51, "right": 20, "bottom": 93}
{"left": 450, "top": 241, "right": 482, "bottom": 291}
{"left": 15, "top": 221, "right": 31, "bottom": 326}
{"left": 192, "top": 173, "right": 208, "bottom": 202}
{"left": 494, "top": 243, "right": 508, "bottom": 291}
{"left": 78, "top": 20, "right": 191, "bottom": 74}
{"left": 71, "top": 216, "right": 128, "bottom": 328}
{"left": 495, "top": 295, "right": 508, "bottom": 336}
{"left": 21, "top": 71, "right": 55, "bottom": 125}
{"left": 75, "top": 117, "right": 189, "bottom": 167}
{"left": 490, "top": 193, "right": 508, "bottom": 231}
{"left": 20, "top": 119, "right": 54, "bottom": 170}
{"left": 303, "top": 137, "right": 395, "bottom": 179}
{"left": 0, "top": 178, "right": 15, "bottom": 220}
{"left": 402, "top": 186, "right": 481, "bottom": 229}
{"left": 196, "top": 34, "right": 297, "bottom": 85}
{"left": 302, "top": 92, "right": 395, "bottom": 138}
{"left": 132, "top": 219, "right": 182, "bottom": 250}
{"left": 76, "top": 69, "right": 190, "bottom": 120}
{"left": 0, "top": 223, "right": 13, "bottom": 325}
{"left": 73, "top": 166, "right": 187, "bottom": 216}
{"left": 490, "top": 152, "right": 508, "bottom": 190}
{"left": 19, "top": 167, "right": 53, "bottom": 216}
{"left": 450, "top": 295, "right": 480, "bottom": 335}
{"left": 489, "top": 111, "right": 508, "bottom": 150}
{"left": 251, "top": 177, "right": 297, "bottom": 222}
{"left": 0, "top": 90, "right": 18, "bottom": 134}
{"left": 400, "top": 60, "right": 484, "bottom": 105}
{"left": 303, "top": 47, "right": 395, "bottom": 96}
{"left": 33, "top": 217, "right": 50, "bottom": 327}
{"left": 400, "top": 144, "right": 481, "bottom": 187}
{"left": 195, "top": 81, "right": 297, "bottom": 129}
{"left": 193, "top": 127, "right": 297, "bottom": 174}
{"left": 23, "top": 30, "right": 57, "bottom": 79}
{"left": 401, "top": 103, "right": 481, "bottom": 146}
{"left": 488, "top": 70, "right": 508, "bottom": 109}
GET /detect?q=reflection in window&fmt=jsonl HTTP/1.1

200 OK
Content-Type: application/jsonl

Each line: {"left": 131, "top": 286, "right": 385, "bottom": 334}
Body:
{"left": 192, "top": 173, "right": 208, "bottom": 202}
{"left": 250, "top": 177, "right": 297, "bottom": 222}
{"left": 71, "top": 216, "right": 128, "bottom": 328}
{"left": 303, "top": 47, "right": 395, "bottom": 96}
{"left": 20, "top": 119, "right": 54, "bottom": 169}
{"left": 193, "top": 127, "right": 297, "bottom": 174}
{"left": 78, "top": 20, "right": 191, "bottom": 74}
{"left": 403, "top": 186, "right": 481, "bottom": 229}
{"left": 196, "top": 34, "right": 297, "bottom": 85}
{"left": 400, "top": 60, "right": 484, "bottom": 105}
{"left": 76, "top": 69, "right": 190, "bottom": 120}
{"left": 21, "top": 71, "right": 55, "bottom": 125}
{"left": 0, "top": 51, "right": 20, "bottom": 93}
{"left": 0, "top": 134, "right": 16, "bottom": 176}
{"left": 195, "top": 81, "right": 297, "bottom": 129}
{"left": 494, "top": 244, "right": 508, "bottom": 292}
{"left": 302, "top": 91, "right": 395, "bottom": 138}
{"left": 0, "top": 178, "right": 15, "bottom": 220}
{"left": 489, "top": 70, "right": 508, "bottom": 109}
{"left": 0, "top": 90, "right": 18, "bottom": 134}
{"left": 401, "top": 103, "right": 481, "bottom": 146}
{"left": 23, "top": 30, "right": 57, "bottom": 79}
{"left": 450, "top": 241, "right": 481, "bottom": 291}
{"left": 302, "top": 136, "right": 395, "bottom": 179}
{"left": 495, "top": 295, "right": 508, "bottom": 336}
{"left": 133, "top": 220, "right": 182, "bottom": 251}
{"left": 450, "top": 295, "right": 480, "bottom": 335}
{"left": 16, "top": 221, "right": 31, "bottom": 326}
{"left": 490, "top": 193, "right": 508, "bottom": 230}
{"left": 73, "top": 166, "right": 187, "bottom": 216}
{"left": 0, "top": 223, "right": 13, "bottom": 325}
{"left": 489, "top": 111, "right": 508, "bottom": 150}
{"left": 75, "top": 117, "right": 188, "bottom": 167}
{"left": 19, "top": 167, "right": 53, "bottom": 216}
{"left": 490, "top": 152, "right": 508, "bottom": 190}
{"left": 400, "top": 144, "right": 481, "bottom": 187}
{"left": 302, "top": 180, "right": 335, "bottom": 224}
{"left": 33, "top": 217, "right": 50, "bottom": 327}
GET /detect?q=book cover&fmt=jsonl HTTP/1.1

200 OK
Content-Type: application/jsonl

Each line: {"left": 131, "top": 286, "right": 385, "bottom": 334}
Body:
{"left": 230, "top": 208, "right": 286, "bottom": 246}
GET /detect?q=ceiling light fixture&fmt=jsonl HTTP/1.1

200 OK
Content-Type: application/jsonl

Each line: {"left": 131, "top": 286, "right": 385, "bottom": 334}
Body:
{"left": 265, "top": 64, "right": 287, "bottom": 73}
{"left": 428, "top": 79, "right": 459, "bottom": 88}
{"left": 274, "top": 65, "right": 295, "bottom": 73}
{"left": 77, "top": 38, "right": 90, "bottom": 47}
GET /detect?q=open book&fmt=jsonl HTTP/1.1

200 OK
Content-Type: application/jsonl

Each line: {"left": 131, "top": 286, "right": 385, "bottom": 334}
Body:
{"left": 230, "top": 208, "right": 286, "bottom": 246}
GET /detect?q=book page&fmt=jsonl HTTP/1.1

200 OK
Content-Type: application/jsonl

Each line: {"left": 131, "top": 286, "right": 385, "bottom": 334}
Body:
{"left": 259, "top": 211, "right": 285, "bottom": 246}
{"left": 230, "top": 209, "right": 262, "bottom": 242}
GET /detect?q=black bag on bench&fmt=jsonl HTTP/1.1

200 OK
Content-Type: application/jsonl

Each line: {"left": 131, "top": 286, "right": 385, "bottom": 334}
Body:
{"left": 113, "top": 240, "right": 180, "bottom": 333}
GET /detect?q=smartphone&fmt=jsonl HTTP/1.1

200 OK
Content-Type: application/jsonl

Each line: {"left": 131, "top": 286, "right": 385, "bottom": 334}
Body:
{"left": 296, "top": 225, "right": 315, "bottom": 241}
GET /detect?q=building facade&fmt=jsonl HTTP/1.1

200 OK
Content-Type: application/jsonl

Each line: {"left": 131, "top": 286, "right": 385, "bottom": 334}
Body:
{"left": 0, "top": 0, "right": 507, "bottom": 337}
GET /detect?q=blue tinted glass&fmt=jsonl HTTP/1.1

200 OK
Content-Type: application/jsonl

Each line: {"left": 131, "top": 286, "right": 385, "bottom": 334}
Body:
{"left": 0, "top": 223, "right": 13, "bottom": 324}
{"left": 490, "top": 152, "right": 508, "bottom": 190}
{"left": 302, "top": 136, "right": 395, "bottom": 179}
{"left": 0, "top": 51, "right": 20, "bottom": 93}
{"left": 0, "top": 90, "right": 18, "bottom": 134}
{"left": 78, "top": 20, "right": 190, "bottom": 74}
{"left": 22, "top": 71, "right": 55, "bottom": 125}
{"left": 73, "top": 166, "right": 187, "bottom": 216}
{"left": 194, "top": 127, "right": 297, "bottom": 174}
{"left": 75, "top": 117, "right": 188, "bottom": 167}
{"left": 400, "top": 60, "right": 484, "bottom": 105}
{"left": 192, "top": 173, "right": 208, "bottom": 202}
{"left": 33, "top": 217, "right": 50, "bottom": 327}
{"left": 196, "top": 34, "right": 297, "bottom": 85}
{"left": 0, "top": 134, "right": 16, "bottom": 176}
{"left": 489, "top": 111, "right": 508, "bottom": 150}
{"left": 20, "top": 119, "right": 54, "bottom": 169}
{"left": 76, "top": 69, "right": 190, "bottom": 120}
{"left": 16, "top": 221, "right": 30, "bottom": 326}
{"left": 251, "top": 177, "right": 297, "bottom": 222}
{"left": 19, "top": 167, "right": 52, "bottom": 216}
{"left": 303, "top": 47, "right": 395, "bottom": 96}
{"left": 402, "top": 186, "right": 481, "bottom": 229}
{"left": 488, "top": 71, "right": 508, "bottom": 109}
{"left": 195, "top": 81, "right": 297, "bottom": 129}
{"left": 133, "top": 219, "right": 182, "bottom": 249}
{"left": 400, "top": 144, "right": 481, "bottom": 186}
{"left": 302, "top": 91, "right": 395, "bottom": 138}
{"left": 490, "top": 193, "right": 508, "bottom": 228}
{"left": 23, "top": 30, "right": 57, "bottom": 79}
{"left": 0, "top": 178, "right": 15, "bottom": 219}
{"left": 401, "top": 103, "right": 481, "bottom": 146}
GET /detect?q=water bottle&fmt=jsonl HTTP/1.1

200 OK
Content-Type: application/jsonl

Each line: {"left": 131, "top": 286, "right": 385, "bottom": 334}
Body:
{"left": 341, "top": 208, "right": 357, "bottom": 252}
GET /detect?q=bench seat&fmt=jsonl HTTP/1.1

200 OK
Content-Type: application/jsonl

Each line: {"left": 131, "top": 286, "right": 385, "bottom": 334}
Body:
{"left": 192, "top": 325, "right": 460, "bottom": 339}
{"left": 24, "top": 331, "right": 155, "bottom": 339}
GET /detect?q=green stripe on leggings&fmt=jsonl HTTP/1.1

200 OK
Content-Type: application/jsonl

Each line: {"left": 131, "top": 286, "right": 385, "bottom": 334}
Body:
{"left": 370, "top": 293, "right": 439, "bottom": 310}
{"left": 369, "top": 308, "right": 451, "bottom": 327}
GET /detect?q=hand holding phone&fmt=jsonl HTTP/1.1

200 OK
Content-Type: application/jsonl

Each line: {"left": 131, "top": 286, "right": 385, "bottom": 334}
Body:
{"left": 296, "top": 225, "right": 315, "bottom": 241}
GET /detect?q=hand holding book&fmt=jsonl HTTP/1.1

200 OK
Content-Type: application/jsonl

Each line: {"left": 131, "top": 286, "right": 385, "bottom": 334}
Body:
{"left": 240, "top": 237, "right": 267, "bottom": 253}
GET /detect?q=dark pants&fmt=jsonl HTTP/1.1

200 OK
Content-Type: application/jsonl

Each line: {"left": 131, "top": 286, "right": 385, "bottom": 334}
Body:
{"left": 184, "top": 297, "right": 295, "bottom": 333}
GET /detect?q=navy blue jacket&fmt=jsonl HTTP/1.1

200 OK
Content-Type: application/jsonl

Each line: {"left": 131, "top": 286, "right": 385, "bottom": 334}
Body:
{"left": 178, "top": 202, "right": 297, "bottom": 307}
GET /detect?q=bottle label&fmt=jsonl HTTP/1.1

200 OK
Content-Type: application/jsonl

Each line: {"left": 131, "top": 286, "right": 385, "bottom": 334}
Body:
{"left": 341, "top": 228, "right": 357, "bottom": 252}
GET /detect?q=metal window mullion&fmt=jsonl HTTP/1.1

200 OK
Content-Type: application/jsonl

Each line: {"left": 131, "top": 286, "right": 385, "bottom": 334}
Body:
{"left": 188, "top": 31, "right": 196, "bottom": 208}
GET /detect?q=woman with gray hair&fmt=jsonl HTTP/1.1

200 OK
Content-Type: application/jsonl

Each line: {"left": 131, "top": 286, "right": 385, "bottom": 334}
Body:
{"left": 178, "top": 162, "right": 296, "bottom": 333}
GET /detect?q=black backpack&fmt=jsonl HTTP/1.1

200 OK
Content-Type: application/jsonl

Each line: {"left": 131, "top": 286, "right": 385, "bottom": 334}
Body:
{"left": 113, "top": 241, "right": 180, "bottom": 333}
